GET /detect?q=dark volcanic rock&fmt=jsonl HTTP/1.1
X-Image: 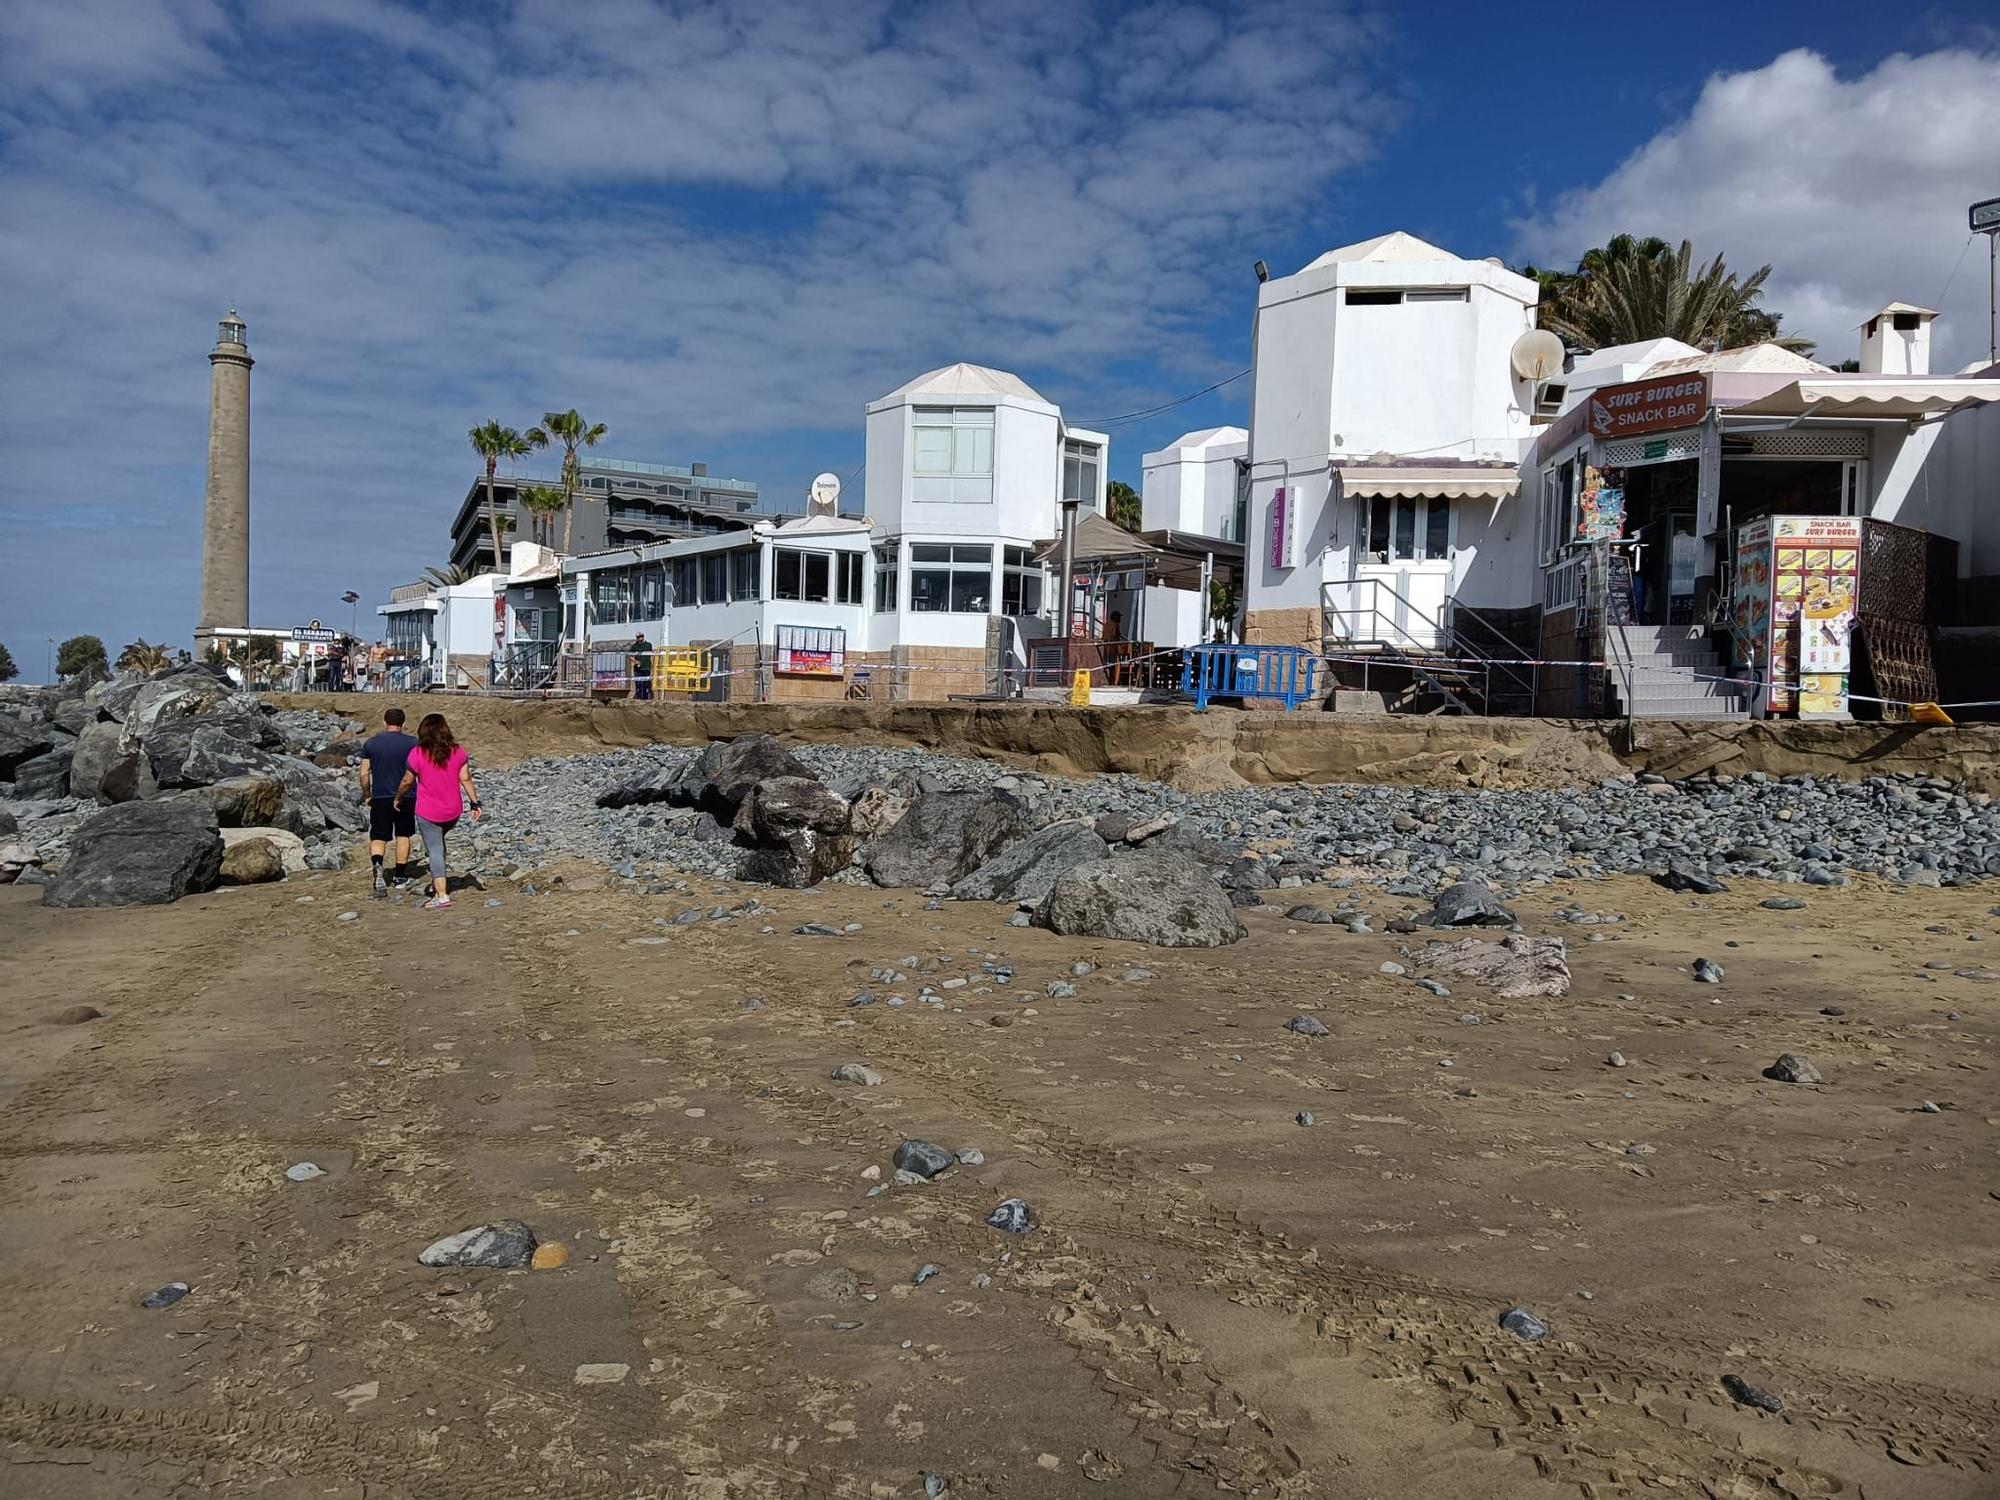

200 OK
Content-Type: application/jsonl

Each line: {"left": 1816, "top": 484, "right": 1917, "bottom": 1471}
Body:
{"left": 865, "top": 789, "right": 1029, "bottom": 889}
{"left": 11, "top": 744, "right": 75, "bottom": 799}
{"left": 1034, "top": 852, "right": 1245, "bottom": 948}
{"left": 417, "top": 1219, "right": 538, "bottom": 1268}
{"left": 1655, "top": 860, "right": 1728, "bottom": 895}
{"left": 42, "top": 800, "right": 224, "bottom": 908}
{"left": 1429, "top": 880, "right": 1515, "bottom": 927}
{"left": 732, "top": 775, "right": 853, "bottom": 888}
{"left": 0, "top": 716, "right": 54, "bottom": 781}
{"left": 950, "top": 821, "right": 1107, "bottom": 904}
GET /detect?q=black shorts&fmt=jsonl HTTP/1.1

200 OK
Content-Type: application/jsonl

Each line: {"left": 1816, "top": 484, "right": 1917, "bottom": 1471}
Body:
{"left": 369, "top": 798, "right": 416, "bottom": 842}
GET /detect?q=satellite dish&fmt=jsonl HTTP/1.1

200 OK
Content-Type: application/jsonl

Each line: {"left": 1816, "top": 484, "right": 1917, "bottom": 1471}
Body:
{"left": 1510, "top": 329, "right": 1566, "bottom": 382}
{"left": 807, "top": 472, "right": 842, "bottom": 516}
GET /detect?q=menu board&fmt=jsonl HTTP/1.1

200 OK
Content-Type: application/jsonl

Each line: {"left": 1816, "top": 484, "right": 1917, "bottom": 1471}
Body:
{"left": 1576, "top": 466, "right": 1627, "bottom": 541}
{"left": 1750, "top": 516, "right": 1860, "bottom": 716}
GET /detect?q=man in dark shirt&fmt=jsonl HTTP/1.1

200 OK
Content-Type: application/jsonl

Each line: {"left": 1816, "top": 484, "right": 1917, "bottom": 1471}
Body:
{"left": 631, "top": 633, "right": 654, "bottom": 701}
{"left": 358, "top": 707, "right": 419, "bottom": 894}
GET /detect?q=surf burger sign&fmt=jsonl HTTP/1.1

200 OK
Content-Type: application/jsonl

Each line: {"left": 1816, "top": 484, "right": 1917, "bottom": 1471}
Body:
{"left": 1585, "top": 373, "right": 1709, "bottom": 441}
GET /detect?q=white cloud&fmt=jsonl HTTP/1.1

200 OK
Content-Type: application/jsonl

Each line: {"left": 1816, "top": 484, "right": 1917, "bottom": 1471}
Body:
{"left": 1514, "top": 48, "right": 2000, "bottom": 371}
{"left": 0, "top": 0, "right": 1385, "bottom": 655}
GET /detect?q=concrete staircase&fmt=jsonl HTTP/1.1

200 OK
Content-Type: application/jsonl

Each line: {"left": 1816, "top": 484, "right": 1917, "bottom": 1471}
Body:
{"left": 1607, "top": 624, "right": 1747, "bottom": 720}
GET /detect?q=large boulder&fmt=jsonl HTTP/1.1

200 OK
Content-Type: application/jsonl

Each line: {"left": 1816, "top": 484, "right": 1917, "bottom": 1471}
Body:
{"left": 0, "top": 716, "right": 54, "bottom": 781}
{"left": 1033, "top": 852, "right": 1245, "bottom": 948}
{"left": 125, "top": 669, "right": 234, "bottom": 737}
{"left": 1428, "top": 880, "right": 1516, "bottom": 928}
{"left": 848, "top": 784, "right": 914, "bottom": 841}
{"left": 42, "top": 800, "right": 224, "bottom": 908}
{"left": 83, "top": 673, "right": 152, "bottom": 723}
{"left": 732, "top": 775, "right": 853, "bottom": 888}
{"left": 142, "top": 712, "right": 285, "bottom": 787}
{"left": 12, "top": 743, "right": 76, "bottom": 800}
{"left": 951, "top": 821, "right": 1108, "bottom": 904}
{"left": 182, "top": 774, "right": 288, "bottom": 828}
{"left": 51, "top": 698, "right": 102, "bottom": 735}
{"left": 69, "top": 720, "right": 144, "bottom": 804}
{"left": 864, "top": 790, "right": 1030, "bottom": 889}
{"left": 219, "top": 832, "right": 286, "bottom": 884}
{"left": 1413, "top": 935, "right": 1569, "bottom": 998}
{"left": 676, "top": 735, "right": 814, "bottom": 817}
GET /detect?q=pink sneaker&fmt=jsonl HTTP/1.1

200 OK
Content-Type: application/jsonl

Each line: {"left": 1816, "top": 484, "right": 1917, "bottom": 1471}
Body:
{"left": 423, "top": 896, "right": 453, "bottom": 910}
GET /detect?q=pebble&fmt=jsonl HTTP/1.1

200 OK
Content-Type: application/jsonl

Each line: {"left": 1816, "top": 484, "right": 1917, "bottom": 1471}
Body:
{"left": 531, "top": 1242, "right": 570, "bottom": 1269}
{"left": 1379, "top": 961, "right": 1406, "bottom": 976}
{"left": 418, "top": 1220, "right": 538, "bottom": 1269}
{"left": 831, "top": 1064, "right": 883, "bottom": 1087}
{"left": 1605, "top": 1052, "right": 1626, "bottom": 1069}
{"left": 1722, "top": 1374, "right": 1784, "bottom": 1413}
{"left": 1285, "top": 1015, "right": 1330, "bottom": 1038}
{"left": 1920, "top": 1100, "right": 1942, "bottom": 1114}
{"left": 1045, "top": 981, "right": 1077, "bottom": 999}
{"left": 1691, "top": 958, "right": 1724, "bottom": 984}
{"left": 1499, "top": 1306, "right": 1548, "bottom": 1341}
{"left": 284, "top": 1162, "right": 326, "bottom": 1182}
{"left": 337, "top": 911, "right": 359, "bottom": 923}
{"left": 1296, "top": 1110, "right": 1316, "bottom": 1127}
{"left": 141, "top": 1282, "right": 190, "bottom": 1310}
{"left": 1764, "top": 1053, "right": 1823, "bottom": 1085}
{"left": 955, "top": 1148, "right": 986, "bottom": 1166}
{"left": 573, "top": 1363, "right": 629, "bottom": 1385}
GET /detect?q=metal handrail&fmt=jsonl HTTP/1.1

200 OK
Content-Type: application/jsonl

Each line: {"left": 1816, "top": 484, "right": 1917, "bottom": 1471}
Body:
{"left": 1321, "top": 576, "right": 1538, "bottom": 714}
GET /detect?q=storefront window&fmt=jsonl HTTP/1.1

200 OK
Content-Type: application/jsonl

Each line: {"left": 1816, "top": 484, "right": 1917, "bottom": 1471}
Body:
{"left": 775, "top": 548, "right": 835, "bottom": 603}
{"left": 1359, "top": 497, "right": 1449, "bottom": 563}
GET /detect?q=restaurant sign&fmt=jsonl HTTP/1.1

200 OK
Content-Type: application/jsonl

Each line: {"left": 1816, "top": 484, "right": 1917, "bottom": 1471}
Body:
{"left": 1585, "top": 373, "right": 1709, "bottom": 441}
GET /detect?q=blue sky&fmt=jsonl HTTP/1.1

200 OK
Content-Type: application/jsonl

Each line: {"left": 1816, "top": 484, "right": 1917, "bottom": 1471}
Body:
{"left": 2, "top": 0, "right": 1997, "bottom": 670}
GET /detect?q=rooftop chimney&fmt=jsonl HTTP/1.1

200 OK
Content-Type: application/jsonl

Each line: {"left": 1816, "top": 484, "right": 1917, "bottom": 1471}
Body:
{"left": 691, "top": 462, "right": 708, "bottom": 477}
{"left": 1859, "top": 303, "right": 1936, "bottom": 376}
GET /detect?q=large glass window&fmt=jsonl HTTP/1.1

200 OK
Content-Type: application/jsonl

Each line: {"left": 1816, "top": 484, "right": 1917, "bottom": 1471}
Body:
{"left": 732, "top": 549, "right": 759, "bottom": 600}
{"left": 774, "top": 548, "right": 836, "bottom": 603}
{"left": 910, "top": 543, "right": 992, "bottom": 613}
{"left": 912, "top": 407, "right": 995, "bottom": 477}
{"left": 596, "top": 566, "right": 634, "bottom": 624}
{"left": 699, "top": 552, "right": 727, "bottom": 603}
{"left": 838, "top": 552, "right": 864, "bottom": 605}
{"left": 1002, "top": 545, "right": 1044, "bottom": 616}
{"left": 638, "top": 564, "right": 667, "bottom": 620}
{"left": 1062, "top": 438, "right": 1101, "bottom": 509}
{"left": 672, "top": 556, "right": 697, "bottom": 606}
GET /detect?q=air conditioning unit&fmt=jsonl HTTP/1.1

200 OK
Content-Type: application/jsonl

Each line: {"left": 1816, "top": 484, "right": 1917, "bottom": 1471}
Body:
{"left": 1530, "top": 380, "right": 1567, "bottom": 424}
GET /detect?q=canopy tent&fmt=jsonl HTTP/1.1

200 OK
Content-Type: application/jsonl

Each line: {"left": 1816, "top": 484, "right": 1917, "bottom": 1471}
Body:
{"left": 1726, "top": 378, "right": 2000, "bottom": 421}
{"left": 1032, "top": 510, "right": 1162, "bottom": 565}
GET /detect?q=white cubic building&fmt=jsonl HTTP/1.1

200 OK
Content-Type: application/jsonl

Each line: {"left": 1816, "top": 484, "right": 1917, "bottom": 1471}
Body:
{"left": 1242, "top": 231, "right": 1541, "bottom": 654}
{"left": 1140, "top": 425, "right": 1247, "bottom": 645}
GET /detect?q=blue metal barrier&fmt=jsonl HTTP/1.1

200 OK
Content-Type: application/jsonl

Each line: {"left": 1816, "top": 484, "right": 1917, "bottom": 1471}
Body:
{"left": 1180, "top": 644, "right": 1319, "bottom": 711}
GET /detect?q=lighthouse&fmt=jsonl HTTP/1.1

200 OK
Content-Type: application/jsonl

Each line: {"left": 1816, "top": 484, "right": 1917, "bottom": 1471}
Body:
{"left": 197, "top": 310, "right": 253, "bottom": 636}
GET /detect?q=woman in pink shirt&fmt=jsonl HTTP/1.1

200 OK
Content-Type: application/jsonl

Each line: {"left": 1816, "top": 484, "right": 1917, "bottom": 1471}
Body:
{"left": 393, "top": 712, "right": 483, "bottom": 910}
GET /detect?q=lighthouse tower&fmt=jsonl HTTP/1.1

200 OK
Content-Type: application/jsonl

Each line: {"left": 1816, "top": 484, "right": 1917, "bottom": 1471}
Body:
{"left": 197, "top": 310, "right": 254, "bottom": 637}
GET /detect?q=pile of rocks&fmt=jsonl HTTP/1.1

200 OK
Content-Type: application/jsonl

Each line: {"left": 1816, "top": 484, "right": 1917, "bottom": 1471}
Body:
{"left": 577, "top": 734, "right": 1243, "bottom": 946}
{"left": 0, "top": 666, "right": 363, "bottom": 906}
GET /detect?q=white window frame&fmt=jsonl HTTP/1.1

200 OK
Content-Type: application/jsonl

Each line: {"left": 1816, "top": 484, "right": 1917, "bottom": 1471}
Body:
{"left": 908, "top": 543, "right": 993, "bottom": 614}
{"left": 911, "top": 407, "right": 995, "bottom": 478}
{"left": 1062, "top": 438, "right": 1101, "bottom": 510}
{"left": 1002, "top": 544, "right": 1045, "bottom": 616}
{"left": 1357, "top": 496, "right": 1451, "bottom": 564}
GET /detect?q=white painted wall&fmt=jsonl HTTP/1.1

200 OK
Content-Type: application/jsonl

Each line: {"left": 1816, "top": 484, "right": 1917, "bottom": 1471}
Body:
{"left": 1245, "top": 242, "right": 1543, "bottom": 620}
{"left": 1141, "top": 427, "right": 1247, "bottom": 644}
{"left": 1872, "top": 401, "right": 2000, "bottom": 579}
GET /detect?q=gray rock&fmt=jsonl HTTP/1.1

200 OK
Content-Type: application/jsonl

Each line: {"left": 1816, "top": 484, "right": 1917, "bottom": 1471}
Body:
{"left": 892, "top": 1139, "right": 953, "bottom": 1179}
{"left": 866, "top": 790, "right": 1029, "bottom": 889}
{"left": 417, "top": 1219, "right": 538, "bottom": 1268}
{"left": 831, "top": 1064, "right": 883, "bottom": 1086}
{"left": 1692, "top": 957, "right": 1725, "bottom": 984}
{"left": 1722, "top": 1374, "right": 1784, "bottom": 1414}
{"left": 1763, "top": 1053, "right": 1822, "bottom": 1085}
{"left": 1655, "top": 861, "right": 1728, "bottom": 895}
{"left": 1285, "top": 904, "right": 1338, "bottom": 924}
{"left": 125, "top": 671, "right": 233, "bottom": 737}
{"left": 141, "top": 1282, "right": 190, "bottom": 1309}
{"left": 950, "top": 821, "right": 1107, "bottom": 904}
{"left": 985, "top": 1198, "right": 1034, "bottom": 1234}
{"left": 1296, "top": 1110, "right": 1316, "bottom": 1126}
{"left": 1500, "top": 1307, "right": 1548, "bottom": 1342}
{"left": 219, "top": 834, "right": 286, "bottom": 885}
{"left": 954, "top": 1148, "right": 985, "bottom": 1166}
{"left": 0, "top": 716, "right": 55, "bottom": 781}
{"left": 1430, "top": 880, "right": 1515, "bottom": 928}
{"left": 1759, "top": 897, "right": 1808, "bottom": 911}
{"left": 1285, "top": 1015, "right": 1330, "bottom": 1037}
{"left": 11, "top": 744, "right": 76, "bottom": 799}
{"left": 42, "top": 800, "right": 223, "bottom": 908}
{"left": 1413, "top": 935, "right": 1570, "bottom": 998}
{"left": 1034, "top": 852, "right": 1245, "bottom": 948}
{"left": 733, "top": 775, "right": 852, "bottom": 888}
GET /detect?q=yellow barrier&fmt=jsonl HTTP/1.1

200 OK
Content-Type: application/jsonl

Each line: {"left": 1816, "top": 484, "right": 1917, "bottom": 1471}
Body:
{"left": 654, "top": 648, "right": 712, "bottom": 694}
{"left": 1069, "top": 669, "right": 1091, "bottom": 708}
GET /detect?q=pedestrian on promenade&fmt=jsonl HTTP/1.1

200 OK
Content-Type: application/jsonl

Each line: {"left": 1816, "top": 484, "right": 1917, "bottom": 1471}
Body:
{"left": 631, "top": 632, "right": 654, "bottom": 701}
{"left": 394, "top": 712, "right": 482, "bottom": 910}
{"left": 358, "top": 706, "right": 418, "bottom": 894}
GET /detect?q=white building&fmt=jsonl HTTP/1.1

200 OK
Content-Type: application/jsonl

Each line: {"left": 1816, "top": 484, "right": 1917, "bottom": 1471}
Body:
{"left": 862, "top": 363, "right": 1108, "bottom": 684}
{"left": 376, "top": 572, "right": 504, "bottom": 690}
{"left": 1241, "top": 231, "right": 1541, "bottom": 654}
{"left": 1140, "top": 425, "right": 1247, "bottom": 645}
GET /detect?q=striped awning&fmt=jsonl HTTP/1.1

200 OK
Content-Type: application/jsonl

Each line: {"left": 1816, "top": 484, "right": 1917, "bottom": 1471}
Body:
{"left": 1334, "top": 464, "right": 1520, "bottom": 500}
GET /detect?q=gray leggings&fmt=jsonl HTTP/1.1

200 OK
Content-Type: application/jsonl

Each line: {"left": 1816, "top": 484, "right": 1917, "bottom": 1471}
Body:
{"left": 416, "top": 816, "right": 457, "bottom": 880}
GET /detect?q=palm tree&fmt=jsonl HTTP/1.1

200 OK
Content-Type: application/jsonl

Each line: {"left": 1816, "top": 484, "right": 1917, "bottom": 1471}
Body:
{"left": 117, "top": 638, "right": 171, "bottom": 674}
{"left": 525, "top": 409, "right": 608, "bottom": 554}
{"left": 468, "top": 420, "right": 533, "bottom": 567}
{"left": 1105, "top": 480, "right": 1143, "bottom": 532}
{"left": 424, "top": 563, "right": 476, "bottom": 588}
{"left": 1533, "top": 238, "right": 1814, "bottom": 356}
{"left": 521, "top": 484, "right": 567, "bottom": 547}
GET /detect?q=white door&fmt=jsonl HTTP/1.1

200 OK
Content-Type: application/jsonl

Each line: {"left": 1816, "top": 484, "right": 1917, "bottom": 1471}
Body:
{"left": 1351, "top": 496, "right": 1452, "bottom": 648}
